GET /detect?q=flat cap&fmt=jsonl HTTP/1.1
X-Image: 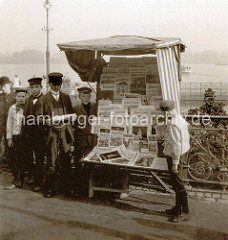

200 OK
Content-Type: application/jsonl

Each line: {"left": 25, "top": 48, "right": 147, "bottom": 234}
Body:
{"left": 77, "top": 87, "right": 92, "bottom": 94}
{"left": 15, "top": 88, "right": 27, "bottom": 94}
{"left": 159, "top": 100, "right": 175, "bottom": 111}
{"left": 28, "top": 77, "right": 42, "bottom": 86}
{"left": 48, "top": 72, "right": 63, "bottom": 85}
{"left": 0, "top": 76, "right": 11, "bottom": 86}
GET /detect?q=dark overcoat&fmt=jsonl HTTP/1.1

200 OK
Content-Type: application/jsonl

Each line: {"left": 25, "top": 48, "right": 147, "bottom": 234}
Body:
{"left": 73, "top": 102, "right": 97, "bottom": 159}
{"left": 35, "top": 91, "right": 74, "bottom": 145}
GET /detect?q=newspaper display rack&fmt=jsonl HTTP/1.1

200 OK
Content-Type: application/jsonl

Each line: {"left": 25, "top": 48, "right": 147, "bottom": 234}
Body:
{"left": 58, "top": 35, "right": 185, "bottom": 197}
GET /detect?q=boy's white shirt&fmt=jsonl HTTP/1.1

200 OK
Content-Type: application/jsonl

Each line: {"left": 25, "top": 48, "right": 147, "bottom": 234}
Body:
{"left": 6, "top": 104, "right": 24, "bottom": 139}
{"left": 163, "top": 113, "right": 190, "bottom": 164}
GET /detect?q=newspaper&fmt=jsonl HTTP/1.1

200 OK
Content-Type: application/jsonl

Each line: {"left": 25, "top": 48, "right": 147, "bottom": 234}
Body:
{"left": 51, "top": 114, "right": 77, "bottom": 124}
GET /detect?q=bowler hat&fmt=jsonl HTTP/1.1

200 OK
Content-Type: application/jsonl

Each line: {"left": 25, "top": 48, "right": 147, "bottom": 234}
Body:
{"left": 48, "top": 72, "right": 63, "bottom": 85}
{"left": 77, "top": 87, "right": 92, "bottom": 94}
{"left": 28, "top": 77, "right": 42, "bottom": 86}
{"left": 0, "top": 76, "right": 11, "bottom": 86}
{"left": 159, "top": 100, "right": 175, "bottom": 111}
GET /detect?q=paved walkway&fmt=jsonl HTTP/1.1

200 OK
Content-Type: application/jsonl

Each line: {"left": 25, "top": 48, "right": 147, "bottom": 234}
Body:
{"left": 0, "top": 173, "right": 228, "bottom": 240}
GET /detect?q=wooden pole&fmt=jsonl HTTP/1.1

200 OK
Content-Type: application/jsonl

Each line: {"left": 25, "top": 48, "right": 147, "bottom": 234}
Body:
{"left": 96, "top": 51, "right": 101, "bottom": 105}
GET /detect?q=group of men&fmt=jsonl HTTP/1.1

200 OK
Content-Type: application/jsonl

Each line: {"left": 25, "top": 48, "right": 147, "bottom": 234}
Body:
{"left": 0, "top": 72, "right": 97, "bottom": 198}
{"left": 0, "top": 72, "right": 191, "bottom": 222}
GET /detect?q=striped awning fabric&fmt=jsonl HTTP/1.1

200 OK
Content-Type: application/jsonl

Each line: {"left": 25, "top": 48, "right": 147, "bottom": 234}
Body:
{"left": 156, "top": 46, "right": 181, "bottom": 113}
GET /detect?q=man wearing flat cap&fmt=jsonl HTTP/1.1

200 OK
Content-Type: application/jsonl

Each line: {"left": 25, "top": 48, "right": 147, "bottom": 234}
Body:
{"left": 159, "top": 100, "right": 190, "bottom": 222}
{"left": 0, "top": 76, "right": 15, "bottom": 164}
{"left": 5, "top": 88, "right": 27, "bottom": 189}
{"left": 73, "top": 87, "right": 97, "bottom": 196}
{"left": 20, "top": 77, "right": 44, "bottom": 190}
{"left": 36, "top": 72, "right": 75, "bottom": 197}
{"left": 74, "top": 87, "right": 97, "bottom": 160}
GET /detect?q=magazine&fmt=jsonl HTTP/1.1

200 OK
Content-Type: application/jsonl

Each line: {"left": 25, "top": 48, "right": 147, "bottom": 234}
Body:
{"left": 97, "top": 128, "right": 110, "bottom": 147}
{"left": 132, "top": 153, "right": 154, "bottom": 167}
{"left": 122, "top": 98, "right": 140, "bottom": 113}
{"left": 123, "top": 134, "right": 134, "bottom": 150}
{"left": 98, "top": 99, "right": 112, "bottom": 106}
{"left": 140, "top": 138, "right": 149, "bottom": 154}
{"left": 131, "top": 74, "right": 146, "bottom": 95}
{"left": 124, "top": 92, "right": 140, "bottom": 98}
{"left": 109, "top": 126, "right": 125, "bottom": 147}
{"left": 83, "top": 146, "right": 114, "bottom": 162}
{"left": 97, "top": 144, "right": 128, "bottom": 161}
{"left": 148, "top": 140, "right": 158, "bottom": 154}
{"left": 114, "top": 76, "right": 131, "bottom": 100}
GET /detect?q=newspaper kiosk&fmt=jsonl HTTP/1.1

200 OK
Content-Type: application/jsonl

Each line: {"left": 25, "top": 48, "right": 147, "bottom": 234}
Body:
{"left": 58, "top": 35, "right": 185, "bottom": 197}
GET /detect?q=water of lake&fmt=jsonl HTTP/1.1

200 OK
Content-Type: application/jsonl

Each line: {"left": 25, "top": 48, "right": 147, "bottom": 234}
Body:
{"left": 0, "top": 63, "right": 227, "bottom": 87}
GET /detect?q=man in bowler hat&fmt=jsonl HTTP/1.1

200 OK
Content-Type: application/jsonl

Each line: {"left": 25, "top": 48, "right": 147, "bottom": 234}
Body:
{"left": 36, "top": 72, "right": 74, "bottom": 197}
{"left": 0, "top": 76, "right": 15, "bottom": 164}
{"left": 159, "top": 100, "right": 190, "bottom": 222}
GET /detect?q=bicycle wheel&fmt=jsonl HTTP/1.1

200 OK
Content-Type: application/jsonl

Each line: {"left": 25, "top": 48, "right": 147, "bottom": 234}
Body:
{"left": 188, "top": 152, "right": 212, "bottom": 181}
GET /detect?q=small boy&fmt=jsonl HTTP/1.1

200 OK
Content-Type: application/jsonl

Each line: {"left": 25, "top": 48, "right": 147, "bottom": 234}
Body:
{"left": 5, "top": 88, "right": 27, "bottom": 190}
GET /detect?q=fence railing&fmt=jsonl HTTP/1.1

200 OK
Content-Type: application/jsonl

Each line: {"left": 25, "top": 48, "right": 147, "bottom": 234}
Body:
{"left": 180, "top": 115, "right": 228, "bottom": 189}
{"left": 180, "top": 82, "right": 228, "bottom": 96}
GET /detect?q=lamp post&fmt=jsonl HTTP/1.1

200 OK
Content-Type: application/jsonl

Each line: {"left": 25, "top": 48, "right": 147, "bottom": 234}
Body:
{"left": 42, "top": 0, "right": 52, "bottom": 89}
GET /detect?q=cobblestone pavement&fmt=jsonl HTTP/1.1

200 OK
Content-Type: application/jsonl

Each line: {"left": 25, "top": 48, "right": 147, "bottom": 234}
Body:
{"left": 0, "top": 172, "right": 228, "bottom": 240}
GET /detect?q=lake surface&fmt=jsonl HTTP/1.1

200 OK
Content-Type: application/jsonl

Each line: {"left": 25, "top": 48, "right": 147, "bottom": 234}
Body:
{"left": 0, "top": 63, "right": 81, "bottom": 86}
{"left": 0, "top": 63, "right": 228, "bottom": 87}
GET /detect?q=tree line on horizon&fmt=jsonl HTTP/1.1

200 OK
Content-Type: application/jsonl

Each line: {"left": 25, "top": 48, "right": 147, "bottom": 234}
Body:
{"left": 0, "top": 49, "right": 66, "bottom": 64}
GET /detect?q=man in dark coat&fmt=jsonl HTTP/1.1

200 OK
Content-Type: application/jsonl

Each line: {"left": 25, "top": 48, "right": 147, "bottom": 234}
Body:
{"left": 0, "top": 76, "right": 15, "bottom": 164}
{"left": 20, "top": 77, "right": 44, "bottom": 190}
{"left": 36, "top": 72, "right": 74, "bottom": 197}
{"left": 73, "top": 87, "right": 97, "bottom": 196}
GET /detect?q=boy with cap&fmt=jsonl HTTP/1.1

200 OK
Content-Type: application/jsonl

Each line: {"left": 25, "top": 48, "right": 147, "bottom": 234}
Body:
{"left": 74, "top": 87, "right": 97, "bottom": 161}
{"left": 73, "top": 87, "right": 97, "bottom": 196}
{"left": 5, "top": 88, "right": 27, "bottom": 189}
{"left": 159, "top": 100, "right": 190, "bottom": 222}
{"left": 36, "top": 72, "right": 74, "bottom": 198}
{"left": 20, "top": 77, "right": 44, "bottom": 190}
{"left": 0, "top": 76, "right": 15, "bottom": 165}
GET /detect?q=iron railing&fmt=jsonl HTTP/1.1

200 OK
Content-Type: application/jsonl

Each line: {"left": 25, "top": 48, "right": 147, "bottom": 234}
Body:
{"left": 180, "top": 115, "right": 228, "bottom": 189}
{"left": 180, "top": 82, "right": 228, "bottom": 96}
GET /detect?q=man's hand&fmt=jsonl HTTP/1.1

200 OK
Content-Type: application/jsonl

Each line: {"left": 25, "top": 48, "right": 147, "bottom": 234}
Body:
{"left": 8, "top": 138, "right": 13, "bottom": 148}
{"left": 172, "top": 164, "right": 179, "bottom": 173}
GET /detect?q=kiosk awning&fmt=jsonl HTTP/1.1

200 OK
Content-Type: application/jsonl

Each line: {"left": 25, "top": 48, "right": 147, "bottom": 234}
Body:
{"left": 58, "top": 35, "right": 185, "bottom": 55}
{"left": 57, "top": 35, "right": 185, "bottom": 113}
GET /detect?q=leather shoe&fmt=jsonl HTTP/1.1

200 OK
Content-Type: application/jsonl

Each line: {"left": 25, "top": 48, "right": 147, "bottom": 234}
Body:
{"left": 165, "top": 207, "right": 180, "bottom": 215}
{"left": 26, "top": 179, "right": 34, "bottom": 186}
{"left": 33, "top": 186, "right": 42, "bottom": 192}
{"left": 4, "top": 184, "right": 16, "bottom": 190}
{"left": 170, "top": 213, "right": 191, "bottom": 223}
{"left": 43, "top": 190, "right": 55, "bottom": 198}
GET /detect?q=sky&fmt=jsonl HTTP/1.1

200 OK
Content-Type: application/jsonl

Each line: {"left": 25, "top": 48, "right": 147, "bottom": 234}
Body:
{"left": 0, "top": 0, "right": 228, "bottom": 55}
